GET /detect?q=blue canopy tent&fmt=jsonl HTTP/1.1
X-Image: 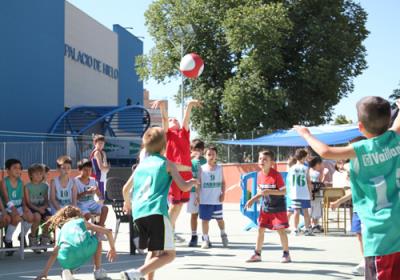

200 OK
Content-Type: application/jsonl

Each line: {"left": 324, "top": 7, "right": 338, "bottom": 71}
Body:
{"left": 218, "top": 124, "right": 362, "bottom": 146}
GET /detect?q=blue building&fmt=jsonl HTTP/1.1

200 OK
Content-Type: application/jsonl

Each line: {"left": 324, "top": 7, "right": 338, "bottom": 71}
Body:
{"left": 0, "top": 0, "right": 144, "bottom": 135}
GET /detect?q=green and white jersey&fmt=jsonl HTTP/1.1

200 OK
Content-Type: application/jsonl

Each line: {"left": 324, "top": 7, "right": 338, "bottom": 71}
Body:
{"left": 131, "top": 154, "right": 172, "bottom": 220}
{"left": 288, "top": 163, "right": 310, "bottom": 200}
{"left": 350, "top": 130, "right": 400, "bottom": 257}
{"left": 5, "top": 177, "right": 23, "bottom": 208}
{"left": 191, "top": 156, "right": 207, "bottom": 192}
{"left": 199, "top": 164, "right": 223, "bottom": 205}
{"left": 26, "top": 182, "right": 48, "bottom": 207}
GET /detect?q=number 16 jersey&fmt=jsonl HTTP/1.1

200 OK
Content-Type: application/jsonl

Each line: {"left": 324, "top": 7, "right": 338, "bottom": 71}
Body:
{"left": 288, "top": 163, "right": 310, "bottom": 200}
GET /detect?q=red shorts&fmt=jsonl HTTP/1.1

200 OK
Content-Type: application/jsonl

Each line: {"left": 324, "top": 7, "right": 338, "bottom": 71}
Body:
{"left": 168, "top": 171, "right": 192, "bottom": 204}
{"left": 258, "top": 211, "right": 289, "bottom": 230}
{"left": 365, "top": 251, "right": 400, "bottom": 280}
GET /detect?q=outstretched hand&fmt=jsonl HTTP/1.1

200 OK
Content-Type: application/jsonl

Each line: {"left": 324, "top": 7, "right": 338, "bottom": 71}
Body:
{"left": 293, "top": 125, "right": 311, "bottom": 137}
{"left": 107, "top": 248, "right": 117, "bottom": 262}
{"left": 187, "top": 99, "right": 202, "bottom": 108}
{"left": 151, "top": 100, "right": 166, "bottom": 109}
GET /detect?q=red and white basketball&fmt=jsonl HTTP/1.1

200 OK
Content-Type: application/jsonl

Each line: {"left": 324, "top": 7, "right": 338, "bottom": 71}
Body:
{"left": 179, "top": 53, "right": 204, "bottom": 79}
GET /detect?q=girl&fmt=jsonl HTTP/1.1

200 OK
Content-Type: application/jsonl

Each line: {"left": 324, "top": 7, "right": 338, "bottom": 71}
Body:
{"left": 36, "top": 205, "right": 116, "bottom": 280}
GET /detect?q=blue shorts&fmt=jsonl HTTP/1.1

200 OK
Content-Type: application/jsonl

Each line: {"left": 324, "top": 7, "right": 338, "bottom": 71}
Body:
{"left": 199, "top": 204, "right": 223, "bottom": 221}
{"left": 351, "top": 212, "right": 361, "bottom": 234}
{"left": 291, "top": 199, "right": 311, "bottom": 209}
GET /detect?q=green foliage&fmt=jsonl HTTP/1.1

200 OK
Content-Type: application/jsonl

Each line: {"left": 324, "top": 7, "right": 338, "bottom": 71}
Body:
{"left": 334, "top": 114, "right": 353, "bottom": 125}
{"left": 137, "top": 0, "right": 369, "bottom": 138}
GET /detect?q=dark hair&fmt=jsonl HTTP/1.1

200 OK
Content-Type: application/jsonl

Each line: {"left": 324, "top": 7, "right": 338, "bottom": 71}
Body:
{"left": 258, "top": 150, "right": 275, "bottom": 161}
{"left": 56, "top": 155, "right": 73, "bottom": 168}
{"left": 5, "top": 159, "right": 22, "bottom": 170}
{"left": 93, "top": 134, "right": 105, "bottom": 143}
{"left": 191, "top": 139, "right": 205, "bottom": 151}
{"left": 28, "top": 163, "right": 45, "bottom": 180}
{"left": 294, "top": 149, "right": 308, "bottom": 161}
{"left": 356, "top": 96, "right": 391, "bottom": 135}
{"left": 77, "top": 158, "right": 92, "bottom": 170}
{"left": 205, "top": 145, "right": 218, "bottom": 154}
{"left": 308, "top": 156, "right": 322, "bottom": 168}
{"left": 41, "top": 164, "right": 50, "bottom": 173}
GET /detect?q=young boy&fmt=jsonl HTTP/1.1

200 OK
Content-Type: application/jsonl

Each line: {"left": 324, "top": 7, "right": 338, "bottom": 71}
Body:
{"left": 74, "top": 159, "right": 108, "bottom": 228}
{"left": 308, "top": 156, "right": 328, "bottom": 233}
{"left": 196, "top": 146, "right": 228, "bottom": 249}
{"left": 151, "top": 99, "right": 201, "bottom": 242}
{"left": 187, "top": 138, "right": 207, "bottom": 247}
{"left": 50, "top": 156, "right": 77, "bottom": 212}
{"left": 295, "top": 96, "right": 400, "bottom": 279}
{"left": 24, "top": 163, "right": 52, "bottom": 248}
{"left": 90, "top": 134, "right": 109, "bottom": 200}
{"left": 287, "top": 149, "right": 313, "bottom": 236}
{"left": 120, "top": 127, "right": 198, "bottom": 280}
{"left": 245, "top": 150, "right": 291, "bottom": 263}
{"left": 1, "top": 159, "right": 34, "bottom": 256}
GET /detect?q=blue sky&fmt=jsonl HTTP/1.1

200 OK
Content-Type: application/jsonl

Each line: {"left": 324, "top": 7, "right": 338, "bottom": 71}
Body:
{"left": 68, "top": 0, "right": 400, "bottom": 123}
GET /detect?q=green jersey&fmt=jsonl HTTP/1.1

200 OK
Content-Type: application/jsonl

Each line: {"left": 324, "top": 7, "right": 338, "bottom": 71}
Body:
{"left": 191, "top": 156, "right": 207, "bottom": 192}
{"left": 131, "top": 154, "right": 172, "bottom": 220}
{"left": 4, "top": 177, "right": 23, "bottom": 208}
{"left": 350, "top": 130, "right": 400, "bottom": 257}
{"left": 57, "top": 218, "right": 98, "bottom": 269}
{"left": 25, "top": 182, "right": 48, "bottom": 207}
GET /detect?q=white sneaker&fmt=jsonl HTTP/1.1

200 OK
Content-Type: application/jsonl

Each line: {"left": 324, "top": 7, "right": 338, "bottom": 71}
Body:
{"left": 120, "top": 269, "right": 145, "bottom": 280}
{"left": 62, "top": 269, "right": 73, "bottom": 280}
{"left": 352, "top": 263, "right": 365, "bottom": 276}
{"left": 201, "top": 240, "right": 211, "bottom": 249}
{"left": 94, "top": 268, "right": 107, "bottom": 279}
{"left": 221, "top": 234, "right": 229, "bottom": 247}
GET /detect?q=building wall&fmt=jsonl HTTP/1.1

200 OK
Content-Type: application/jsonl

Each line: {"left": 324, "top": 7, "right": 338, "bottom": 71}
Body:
{"left": 64, "top": 2, "right": 119, "bottom": 107}
{"left": 0, "top": 0, "right": 65, "bottom": 134}
{"left": 113, "top": 25, "right": 144, "bottom": 106}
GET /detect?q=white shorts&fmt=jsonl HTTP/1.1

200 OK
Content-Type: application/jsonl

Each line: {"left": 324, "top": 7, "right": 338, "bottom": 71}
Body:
{"left": 310, "top": 197, "right": 322, "bottom": 219}
{"left": 7, "top": 206, "right": 23, "bottom": 216}
{"left": 186, "top": 192, "right": 199, "bottom": 214}
{"left": 78, "top": 201, "right": 103, "bottom": 215}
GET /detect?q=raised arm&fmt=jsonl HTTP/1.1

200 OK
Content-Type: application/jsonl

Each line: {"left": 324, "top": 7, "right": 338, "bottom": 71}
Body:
{"left": 294, "top": 126, "right": 356, "bottom": 160}
{"left": 167, "top": 161, "right": 198, "bottom": 192}
{"left": 151, "top": 100, "right": 168, "bottom": 132}
{"left": 182, "top": 100, "right": 201, "bottom": 130}
{"left": 390, "top": 100, "right": 400, "bottom": 134}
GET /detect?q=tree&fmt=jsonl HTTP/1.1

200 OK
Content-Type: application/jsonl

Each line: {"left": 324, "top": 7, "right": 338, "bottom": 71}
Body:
{"left": 334, "top": 114, "right": 352, "bottom": 125}
{"left": 389, "top": 83, "right": 400, "bottom": 108}
{"left": 137, "top": 0, "right": 368, "bottom": 138}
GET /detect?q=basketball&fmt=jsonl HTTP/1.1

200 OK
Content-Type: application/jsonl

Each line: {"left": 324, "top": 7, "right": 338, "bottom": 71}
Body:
{"left": 179, "top": 53, "right": 204, "bottom": 79}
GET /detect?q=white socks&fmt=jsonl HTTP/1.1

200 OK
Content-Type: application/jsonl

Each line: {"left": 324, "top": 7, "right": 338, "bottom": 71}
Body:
{"left": 22, "top": 221, "right": 32, "bottom": 236}
{"left": 203, "top": 234, "right": 209, "bottom": 241}
{"left": 5, "top": 225, "right": 16, "bottom": 242}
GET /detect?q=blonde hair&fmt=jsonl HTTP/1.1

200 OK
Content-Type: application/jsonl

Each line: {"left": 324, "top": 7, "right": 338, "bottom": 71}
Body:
{"left": 93, "top": 134, "right": 105, "bottom": 143}
{"left": 56, "top": 155, "right": 72, "bottom": 168}
{"left": 46, "top": 205, "right": 82, "bottom": 229}
{"left": 143, "top": 127, "right": 166, "bottom": 154}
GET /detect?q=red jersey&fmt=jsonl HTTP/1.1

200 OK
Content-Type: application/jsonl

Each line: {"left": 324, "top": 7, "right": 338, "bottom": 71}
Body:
{"left": 257, "top": 168, "right": 286, "bottom": 213}
{"left": 166, "top": 127, "right": 191, "bottom": 166}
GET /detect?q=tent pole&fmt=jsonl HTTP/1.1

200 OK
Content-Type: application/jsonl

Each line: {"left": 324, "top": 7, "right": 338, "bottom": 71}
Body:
{"left": 277, "top": 146, "right": 280, "bottom": 162}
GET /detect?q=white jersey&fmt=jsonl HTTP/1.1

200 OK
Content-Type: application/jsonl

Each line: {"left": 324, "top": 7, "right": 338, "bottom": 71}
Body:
{"left": 199, "top": 164, "right": 223, "bottom": 205}
{"left": 54, "top": 177, "right": 74, "bottom": 207}
{"left": 74, "top": 176, "right": 97, "bottom": 203}
{"left": 288, "top": 163, "right": 311, "bottom": 200}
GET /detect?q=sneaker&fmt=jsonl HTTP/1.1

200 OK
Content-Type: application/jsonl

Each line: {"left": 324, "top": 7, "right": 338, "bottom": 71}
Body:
{"left": 28, "top": 234, "right": 41, "bottom": 254}
{"left": 221, "top": 233, "right": 229, "bottom": 247}
{"left": 352, "top": 262, "right": 365, "bottom": 276}
{"left": 120, "top": 269, "right": 145, "bottom": 280}
{"left": 174, "top": 233, "right": 185, "bottom": 243}
{"left": 94, "top": 268, "right": 107, "bottom": 279}
{"left": 281, "top": 251, "right": 292, "bottom": 263}
{"left": 188, "top": 235, "right": 198, "bottom": 247}
{"left": 201, "top": 240, "right": 211, "bottom": 249}
{"left": 294, "top": 229, "right": 301, "bottom": 236}
{"left": 61, "top": 269, "right": 73, "bottom": 280}
{"left": 40, "top": 235, "right": 51, "bottom": 246}
{"left": 304, "top": 229, "right": 315, "bottom": 236}
{"left": 3, "top": 237, "right": 14, "bottom": 256}
{"left": 312, "top": 225, "right": 323, "bottom": 233}
{"left": 246, "top": 252, "right": 261, "bottom": 262}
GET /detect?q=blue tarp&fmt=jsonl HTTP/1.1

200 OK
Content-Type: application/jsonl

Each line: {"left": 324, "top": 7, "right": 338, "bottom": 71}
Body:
{"left": 218, "top": 124, "right": 362, "bottom": 146}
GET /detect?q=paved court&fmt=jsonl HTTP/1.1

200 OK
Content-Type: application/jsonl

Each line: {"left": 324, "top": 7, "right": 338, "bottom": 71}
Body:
{"left": 0, "top": 204, "right": 362, "bottom": 280}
